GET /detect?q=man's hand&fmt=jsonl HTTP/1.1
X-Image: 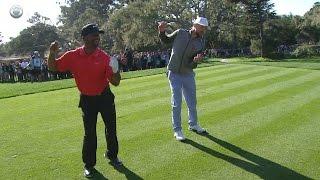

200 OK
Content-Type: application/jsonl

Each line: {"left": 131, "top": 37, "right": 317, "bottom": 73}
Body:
{"left": 158, "top": 21, "right": 167, "bottom": 33}
{"left": 110, "top": 71, "right": 121, "bottom": 86}
{"left": 193, "top": 53, "right": 204, "bottom": 63}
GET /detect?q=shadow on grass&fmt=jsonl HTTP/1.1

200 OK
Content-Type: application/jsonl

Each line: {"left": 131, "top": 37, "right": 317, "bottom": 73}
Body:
{"left": 89, "top": 169, "right": 108, "bottom": 180}
{"left": 112, "top": 165, "right": 143, "bottom": 180}
{"left": 182, "top": 134, "right": 311, "bottom": 179}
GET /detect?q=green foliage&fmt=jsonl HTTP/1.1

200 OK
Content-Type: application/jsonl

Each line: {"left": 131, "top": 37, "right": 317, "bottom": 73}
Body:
{"left": 108, "top": 1, "right": 160, "bottom": 51}
{"left": 107, "top": 0, "right": 206, "bottom": 52}
{"left": 59, "top": 0, "right": 113, "bottom": 26}
{"left": 72, "top": 8, "right": 104, "bottom": 41}
{"left": 250, "top": 39, "right": 261, "bottom": 55}
{"left": 3, "top": 23, "right": 60, "bottom": 56}
{"left": 27, "top": 12, "right": 51, "bottom": 24}
{"left": 264, "top": 15, "right": 299, "bottom": 46}
{"left": 292, "top": 45, "right": 320, "bottom": 58}
{"left": 58, "top": 0, "right": 114, "bottom": 49}
{"left": 295, "top": 3, "right": 320, "bottom": 45}
{"left": 1, "top": 0, "right": 319, "bottom": 57}
{"left": 296, "top": 26, "right": 320, "bottom": 45}
{"left": 208, "top": 1, "right": 251, "bottom": 49}
{"left": 303, "top": 2, "right": 320, "bottom": 27}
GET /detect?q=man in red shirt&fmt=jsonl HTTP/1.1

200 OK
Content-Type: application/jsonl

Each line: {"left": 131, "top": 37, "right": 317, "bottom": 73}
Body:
{"left": 48, "top": 23, "right": 122, "bottom": 178}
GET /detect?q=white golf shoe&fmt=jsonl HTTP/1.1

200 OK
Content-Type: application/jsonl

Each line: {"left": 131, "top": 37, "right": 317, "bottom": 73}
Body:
{"left": 174, "top": 131, "right": 186, "bottom": 141}
{"left": 188, "top": 124, "right": 207, "bottom": 133}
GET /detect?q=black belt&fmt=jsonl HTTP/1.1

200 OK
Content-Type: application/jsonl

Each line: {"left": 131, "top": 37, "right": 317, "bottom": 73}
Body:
{"left": 80, "top": 86, "right": 111, "bottom": 97}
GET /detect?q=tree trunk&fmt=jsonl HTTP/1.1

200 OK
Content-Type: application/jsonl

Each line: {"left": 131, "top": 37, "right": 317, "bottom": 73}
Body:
{"left": 259, "top": 20, "right": 264, "bottom": 57}
{"left": 258, "top": 3, "right": 264, "bottom": 57}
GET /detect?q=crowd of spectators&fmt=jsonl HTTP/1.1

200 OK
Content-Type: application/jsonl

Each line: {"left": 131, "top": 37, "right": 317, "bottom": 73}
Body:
{"left": 115, "top": 48, "right": 170, "bottom": 72}
{"left": 0, "top": 51, "right": 71, "bottom": 83}
{"left": 204, "top": 48, "right": 252, "bottom": 58}
{"left": 0, "top": 49, "right": 171, "bottom": 83}
{"left": 277, "top": 45, "right": 298, "bottom": 55}
{"left": 0, "top": 47, "right": 257, "bottom": 83}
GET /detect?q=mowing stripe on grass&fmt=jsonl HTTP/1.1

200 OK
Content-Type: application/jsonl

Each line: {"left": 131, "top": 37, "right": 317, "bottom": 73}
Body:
{"left": 1, "top": 64, "right": 319, "bottom": 179}
{"left": 142, "top": 82, "right": 320, "bottom": 179}
{"left": 116, "top": 65, "right": 272, "bottom": 103}
{"left": 114, "top": 74, "right": 319, "bottom": 169}
{"left": 198, "top": 70, "right": 319, "bottom": 115}
{"left": 197, "top": 68, "right": 299, "bottom": 97}
{"left": 115, "top": 67, "right": 300, "bottom": 128}
{"left": 116, "top": 69, "right": 320, "bottom": 156}
{"left": 117, "top": 66, "right": 292, "bottom": 116}
{"left": 116, "top": 69, "right": 315, "bottom": 122}
{"left": 212, "top": 97, "right": 320, "bottom": 179}
{"left": 117, "top": 64, "right": 259, "bottom": 97}
{"left": 107, "top": 73, "right": 319, "bottom": 174}
{"left": 123, "top": 80, "right": 320, "bottom": 152}
{"left": 206, "top": 83, "right": 320, "bottom": 139}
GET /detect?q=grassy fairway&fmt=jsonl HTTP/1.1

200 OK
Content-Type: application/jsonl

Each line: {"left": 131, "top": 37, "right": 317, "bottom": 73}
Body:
{"left": 0, "top": 63, "right": 319, "bottom": 179}
{"left": 0, "top": 61, "right": 218, "bottom": 99}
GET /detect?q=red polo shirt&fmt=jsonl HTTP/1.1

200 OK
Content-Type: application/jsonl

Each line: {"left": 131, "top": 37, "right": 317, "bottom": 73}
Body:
{"left": 55, "top": 46, "right": 113, "bottom": 96}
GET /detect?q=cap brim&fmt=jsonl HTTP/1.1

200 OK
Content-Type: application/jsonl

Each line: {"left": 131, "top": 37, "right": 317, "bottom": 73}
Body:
{"left": 99, "top": 30, "right": 105, "bottom": 34}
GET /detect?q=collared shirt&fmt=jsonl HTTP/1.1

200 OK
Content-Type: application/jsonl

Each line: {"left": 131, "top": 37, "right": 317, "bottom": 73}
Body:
{"left": 55, "top": 46, "right": 113, "bottom": 96}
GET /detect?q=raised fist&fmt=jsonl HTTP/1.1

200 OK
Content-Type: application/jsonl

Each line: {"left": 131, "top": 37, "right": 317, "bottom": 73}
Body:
{"left": 158, "top": 21, "right": 167, "bottom": 32}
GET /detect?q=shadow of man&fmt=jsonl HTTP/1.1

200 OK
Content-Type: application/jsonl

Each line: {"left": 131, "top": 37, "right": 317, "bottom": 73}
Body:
{"left": 90, "top": 169, "right": 108, "bottom": 180}
{"left": 183, "top": 134, "right": 311, "bottom": 179}
{"left": 112, "top": 164, "right": 143, "bottom": 180}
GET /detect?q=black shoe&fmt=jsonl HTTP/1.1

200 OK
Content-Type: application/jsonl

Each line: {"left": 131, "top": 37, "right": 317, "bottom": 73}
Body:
{"left": 110, "top": 157, "right": 123, "bottom": 167}
{"left": 104, "top": 153, "right": 123, "bottom": 167}
{"left": 84, "top": 167, "right": 96, "bottom": 178}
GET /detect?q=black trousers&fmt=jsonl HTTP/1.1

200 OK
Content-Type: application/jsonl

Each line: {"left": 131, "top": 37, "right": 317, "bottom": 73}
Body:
{"left": 79, "top": 87, "right": 118, "bottom": 168}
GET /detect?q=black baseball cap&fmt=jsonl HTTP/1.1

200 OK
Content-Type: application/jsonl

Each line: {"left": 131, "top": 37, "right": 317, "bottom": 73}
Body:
{"left": 81, "top": 23, "right": 105, "bottom": 37}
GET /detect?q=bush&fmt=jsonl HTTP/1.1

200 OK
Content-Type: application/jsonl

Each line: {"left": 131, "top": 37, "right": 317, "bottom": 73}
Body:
{"left": 265, "top": 52, "right": 286, "bottom": 59}
{"left": 292, "top": 45, "right": 320, "bottom": 57}
{"left": 250, "top": 39, "right": 261, "bottom": 56}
